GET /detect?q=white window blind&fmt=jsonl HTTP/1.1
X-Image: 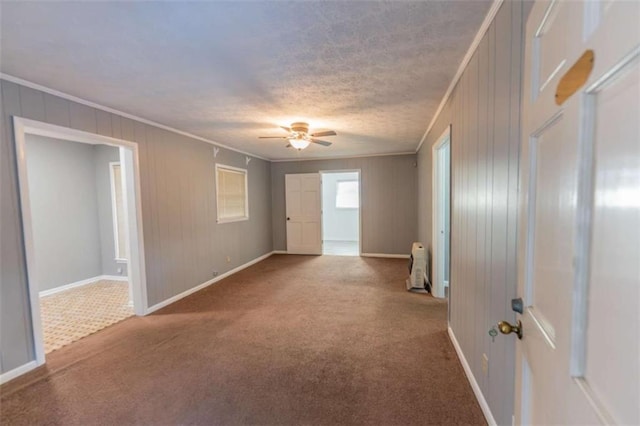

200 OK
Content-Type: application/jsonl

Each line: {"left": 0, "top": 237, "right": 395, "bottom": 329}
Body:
{"left": 336, "top": 180, "right": 359, "bottom": 209}
{"left": 216, "top": 164, "right": 249, "bottom": 223}
{"left": 110, "top": 163, "right": 127, "bottom": 260}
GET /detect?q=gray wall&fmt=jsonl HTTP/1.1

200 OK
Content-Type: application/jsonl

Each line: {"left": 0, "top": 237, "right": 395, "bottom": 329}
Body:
{"left": 26, "top": 135, "right": 104, "bottom": 291}
{"left": 272, "top": 155, "right": 417, "bottom": 254}
{"left": 416, "top": 1, "right": 530, "bottom": 425}
{"left": 321, "top": 172, "right": 359, "bottom": 242}
{"left": 94, "top": 144, "right": 127, "bottom": 277}
{"left": 0, "top": 79, "right": 273, "bottom": 374}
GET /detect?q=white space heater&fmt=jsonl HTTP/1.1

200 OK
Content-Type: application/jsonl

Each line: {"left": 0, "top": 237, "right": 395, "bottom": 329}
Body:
{"left": 406, "top": 242, "right": 429, "bottom": 293}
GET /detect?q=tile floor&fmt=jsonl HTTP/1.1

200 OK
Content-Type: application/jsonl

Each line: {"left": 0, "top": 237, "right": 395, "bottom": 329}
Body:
{"left": 323, "top": 240, "right": 359, "bottom": 256}
{"left": 40, "top": 279, "right": 133, "bottom": 353}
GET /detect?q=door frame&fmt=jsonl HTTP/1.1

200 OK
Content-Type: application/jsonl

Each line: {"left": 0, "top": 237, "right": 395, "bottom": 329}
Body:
{"left": 319, "top": 169, "right": 362, "bottom": 256}
{"left": 431, "top": 125, "right": 451, "bottom": 299}
{"left": 13, "top": 117, "right": 148, "bottom": 366}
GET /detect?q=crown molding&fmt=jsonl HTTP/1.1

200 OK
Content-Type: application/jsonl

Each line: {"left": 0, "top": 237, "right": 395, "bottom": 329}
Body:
{"left": 415, "top": 0, "right": 504, "bottom": 154}
{"left": 0, "top": 73, "right": 270, "bottom": 161}
{"left": 270, "top": 151, "right": 416, "bottom": 163}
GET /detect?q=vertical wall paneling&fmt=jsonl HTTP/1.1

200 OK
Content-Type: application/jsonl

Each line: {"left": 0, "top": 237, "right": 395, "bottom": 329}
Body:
{"left": 68, "top": 102, "right": 97, "bottom": 134}
{"left": 95, "top": 110, "right": 112, "bottom": 137}
{"left": 43, "top": 93, "right": 70, "bottom": 128}
{"left": 476, "top": 35, "right": 489, "bottom": 394}
{"left": 1, "top": 80, "right": 33, "bottom": 371}
{"left": 415, "top": 2, "right": 528, "bottom": 424}
{"left": 0, "top": 79, "right": 273, "bottom": 374}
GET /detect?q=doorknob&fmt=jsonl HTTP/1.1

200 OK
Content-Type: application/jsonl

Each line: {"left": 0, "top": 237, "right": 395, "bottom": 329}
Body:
{"left": 498, "top": 320, "right": 523, "bottom": 339}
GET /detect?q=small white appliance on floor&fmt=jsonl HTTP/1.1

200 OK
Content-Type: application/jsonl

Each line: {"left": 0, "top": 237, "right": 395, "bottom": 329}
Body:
{"left": 406, "top": 242, "right": 429, "bottom": 293}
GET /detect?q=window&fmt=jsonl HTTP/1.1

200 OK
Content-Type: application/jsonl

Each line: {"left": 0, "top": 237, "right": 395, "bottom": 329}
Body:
{"left": 216, "top": 164, "right": 249, "bottom": 223}
{"left": 336, "top": 180, "right": 359, "bottom": 209}
{"left": 109, "top": 162, "right": 127, "bottom": 261}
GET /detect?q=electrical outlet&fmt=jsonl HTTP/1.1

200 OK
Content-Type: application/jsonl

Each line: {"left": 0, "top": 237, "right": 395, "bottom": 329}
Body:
{"left": 482, "top": 353, "right": 489, "bottom": 375}
{"left": 226, "top": 256, "right": 231, "bottom": 263}
{"left": 212, "top": 271, "right": 219, "bottom": 277}
{"left": 117, "top": 267, "right": 123, "bottom": 275}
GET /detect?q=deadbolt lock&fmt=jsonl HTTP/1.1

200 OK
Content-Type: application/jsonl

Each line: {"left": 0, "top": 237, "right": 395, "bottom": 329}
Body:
{"left": 498, "top": 320, "right": 523, "bottom": 339}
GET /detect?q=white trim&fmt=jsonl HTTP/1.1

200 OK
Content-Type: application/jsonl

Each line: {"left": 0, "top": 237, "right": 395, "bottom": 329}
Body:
{"left": 320, "top": 169, "right": 363, "bottom": 256}
{"left": 0, "top": 73, "right": 269, "bottom": 161}
{"left": 109, "top": 161, "right": 127, "bottom": 261}
{"left": 448, "top": 327, "right": 497, "bottom": 426}
{"left": 215, "top": 163, "right": 249, "bottom": 224}
{"left": 272, "top": 250, "right": 288, "bottom": 254}
{"left": 361, "top": 253, "right": 410, "bottom": 259}
{"left": 0, "top": 361, "right": 38, "bottom": 385}
{"left": 271, "top": 151, "right": 416, "bottom": 162}
{"left": 415, "top": 0, "right": 504, "bottom": 153}
{"left": 13, "top": 117, "right": 149, "bottom": 368}
{"left": 38, "top": 274, "right": 128, "bottom": 297}
{"left": 101, "top": 274, "right": 128, "bottom": 282}
{"left": 431, "top": 126, "right": 451, "bottom": 299}
{"left": 145, "top": 251, "right": 275, "bottom": 314}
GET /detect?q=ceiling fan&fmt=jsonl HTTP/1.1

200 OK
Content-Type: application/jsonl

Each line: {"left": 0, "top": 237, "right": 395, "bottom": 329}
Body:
{"left": 259, "top": 122, "right": 336, "bottom": 150}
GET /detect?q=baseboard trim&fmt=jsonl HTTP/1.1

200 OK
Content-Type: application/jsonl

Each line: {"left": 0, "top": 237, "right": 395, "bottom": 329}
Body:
{"left": 361, "top": 253, "right": 410, "bottom": 259}
{"left": 272, "top": 250, "right": 288, "bottom": 254}
{"left": 0, "top": 361, "right": 38, "bottom": 385}
{"left": 38, "top": 274, "right": 127, "bottom": 297}
{"left": 101, "top": 275, "right": 128, "bottom": 282}
{"left": 145, "top": 251, "right": 274, "bottom": 314}
{"left": 448, "top": 326, "right": 497, "bottom": 426}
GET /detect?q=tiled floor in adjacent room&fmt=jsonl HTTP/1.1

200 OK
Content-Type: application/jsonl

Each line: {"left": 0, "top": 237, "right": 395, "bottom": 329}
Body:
{"left": 40, "top": 279, "right": 133, "bottom": 353}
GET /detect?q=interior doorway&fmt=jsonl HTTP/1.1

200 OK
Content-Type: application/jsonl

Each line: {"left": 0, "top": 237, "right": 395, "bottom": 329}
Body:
{"left": 321, "top": 170, "right": 361, "bottom": 256}
{"left": 432, "top": 126, "right": 451, "bottom": 299}
{"left": 14, "top": 117, "right": 147, "bottom": 366}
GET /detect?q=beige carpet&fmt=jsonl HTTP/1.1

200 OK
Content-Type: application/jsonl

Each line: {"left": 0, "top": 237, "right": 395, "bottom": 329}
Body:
{"left": 40, "top": 279, "right": 133, "bottom": 353}
{"left": 1, "top": 256, "right": 484, "bottom": 425}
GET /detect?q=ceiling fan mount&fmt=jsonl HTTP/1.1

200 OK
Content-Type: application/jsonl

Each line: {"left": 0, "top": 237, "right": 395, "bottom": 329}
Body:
{"left": 289, "top": 122, "right": 310, "bottom": 134}
{"left": 258, "top": 122, "right": 337, "bottom": 150}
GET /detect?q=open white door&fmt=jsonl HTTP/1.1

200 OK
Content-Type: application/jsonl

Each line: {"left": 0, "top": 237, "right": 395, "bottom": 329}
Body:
{"left": 432, "top": 126, "right": 451, "bottom": 299}
{"left": 510, "top": 1, "right": 640, "bottom": 424}
{"left": 285, "top": 173, "right": 322, "bottom": 255}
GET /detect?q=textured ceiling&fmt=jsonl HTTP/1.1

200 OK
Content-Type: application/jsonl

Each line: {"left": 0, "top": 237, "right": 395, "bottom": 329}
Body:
{"left": 1, "top": 1, "right": 492, "bottom": 160}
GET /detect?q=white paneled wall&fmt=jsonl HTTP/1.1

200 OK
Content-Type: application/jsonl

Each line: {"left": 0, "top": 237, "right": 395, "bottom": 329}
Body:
{"left": 416, "top": 1, "right": 530, "bottom": 424}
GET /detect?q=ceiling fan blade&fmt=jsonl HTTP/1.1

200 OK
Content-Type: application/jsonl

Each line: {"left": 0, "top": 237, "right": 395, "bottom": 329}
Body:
{"left": 310, "top": 130, "right": 337, "bottom": 137}
{"left": 259, "top": 136, "right": 289, "bottom": 139}
{"left": 280, "top": 126, "right": 292, "bottom": 132}
{"left": 310, "top": 138, "right": 332, "bottom": 147}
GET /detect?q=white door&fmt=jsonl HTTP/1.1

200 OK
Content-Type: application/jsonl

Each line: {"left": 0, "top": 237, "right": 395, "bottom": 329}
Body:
{"left": 285, "top": 173, "right": 322, "bottom": 255}
{"left": 432, "top": 127, "right": 451, "bottom": 299}
{"left": 512, "top": 1, "right": 640, "bottom": 424}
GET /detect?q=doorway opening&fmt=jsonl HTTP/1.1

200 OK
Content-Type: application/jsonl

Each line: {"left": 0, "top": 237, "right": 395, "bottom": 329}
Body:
{"left": 432, "top": 126, "right": 451, "bottom": 299}
{"left": 14, "top": 117, "right": 147, "bottom": 366}
{"left": 321, "top": 171, "right": 361, "bottom": 256}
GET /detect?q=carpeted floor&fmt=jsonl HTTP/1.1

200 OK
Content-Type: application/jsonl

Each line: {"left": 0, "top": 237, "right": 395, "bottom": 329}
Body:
{"left": 41, "top": 279, "right": 133, "bottom": 353}
{"left": 0, "top": 255, "right": 485, "bottom": 425}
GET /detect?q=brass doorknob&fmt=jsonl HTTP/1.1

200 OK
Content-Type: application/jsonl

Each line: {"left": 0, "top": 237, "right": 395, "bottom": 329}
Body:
{"left": 498, "top": 320, "right": 523, "bottom": 339}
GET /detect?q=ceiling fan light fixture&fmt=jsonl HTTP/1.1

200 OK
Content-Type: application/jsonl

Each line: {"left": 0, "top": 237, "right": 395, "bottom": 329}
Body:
{"left": 289, "top": 138, "right": 310, "bottom": 150}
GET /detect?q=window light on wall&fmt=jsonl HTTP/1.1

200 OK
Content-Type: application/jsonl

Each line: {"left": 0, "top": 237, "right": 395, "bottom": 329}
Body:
{"left": 336, "top": 180, "right": 359, "bottom": 209}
